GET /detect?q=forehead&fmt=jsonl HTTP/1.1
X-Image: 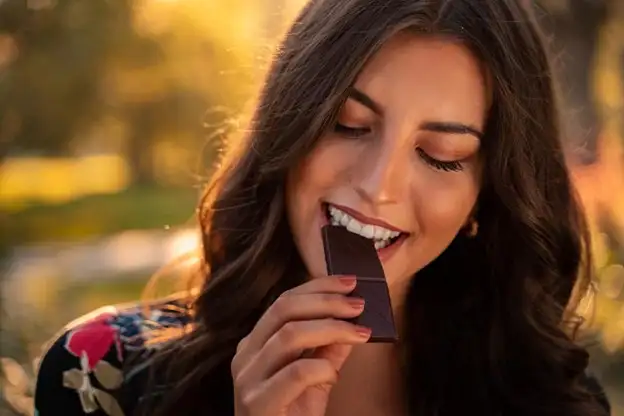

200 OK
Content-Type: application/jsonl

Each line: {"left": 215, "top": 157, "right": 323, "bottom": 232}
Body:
{"left": 353, "top": 33, "right": 489, "bottom": 125}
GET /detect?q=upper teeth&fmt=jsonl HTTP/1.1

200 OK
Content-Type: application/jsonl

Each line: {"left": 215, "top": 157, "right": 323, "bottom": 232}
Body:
{"left": 328, "top": 205, "right": 401, "bottom": 249}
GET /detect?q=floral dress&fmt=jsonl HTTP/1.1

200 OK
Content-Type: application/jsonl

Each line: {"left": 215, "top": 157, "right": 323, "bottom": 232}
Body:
{"left": 34, "top": 296, "right": 191, "bottom": 416}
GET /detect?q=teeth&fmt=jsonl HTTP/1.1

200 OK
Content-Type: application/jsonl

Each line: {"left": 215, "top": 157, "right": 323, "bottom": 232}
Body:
{"left": 373, "top": 227, "right": 387, "bottom": 240}
{"left": 360, "top": 224, "right": 375, "bottom": 239}
{"left": 327, "top": 204, "right": 402, "bottom": 248}
{"left": 339, "top": 214, "right": 350, "bottom": 227}
{"left": 374, "top": 239, "right": 392, "bottom": 250}
{"left": 346, "top": 218, "right": 362, "bottom": 234}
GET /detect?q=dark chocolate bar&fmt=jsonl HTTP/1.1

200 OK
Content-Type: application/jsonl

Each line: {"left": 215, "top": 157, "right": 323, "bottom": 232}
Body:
{"left": 321, "top": 224, "right": 398, "bottom": 343}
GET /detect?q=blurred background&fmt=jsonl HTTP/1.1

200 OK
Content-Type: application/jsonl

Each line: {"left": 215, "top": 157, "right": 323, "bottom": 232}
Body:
{"left": 0, "top": 0, "right": 622, "bottom": 414}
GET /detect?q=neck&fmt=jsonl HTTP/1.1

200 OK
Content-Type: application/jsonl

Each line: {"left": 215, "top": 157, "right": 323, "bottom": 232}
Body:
{"left": 327, "top": 342, "right": 406, "bottom": 415}
{"left": 325, "top": 278, "right": 410, "bottom": 415}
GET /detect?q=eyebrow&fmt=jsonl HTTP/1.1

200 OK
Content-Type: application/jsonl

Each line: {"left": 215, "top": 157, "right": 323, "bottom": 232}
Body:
{"left": 349, "top": 87, "right": 383, "bottom": 115}
{"left": 348, "top": 87, "right": 484, "bottom": 140}
{"left": 420, "top": 121, "right": 483, "bottom": 140}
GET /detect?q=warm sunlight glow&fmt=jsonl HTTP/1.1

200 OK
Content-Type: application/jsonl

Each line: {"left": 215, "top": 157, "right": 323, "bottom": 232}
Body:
{"left": 0, "top": 156, "right": 131, "bottom": 210}
{"left": 166, "top": 228, "right": 200, "bottom": 261}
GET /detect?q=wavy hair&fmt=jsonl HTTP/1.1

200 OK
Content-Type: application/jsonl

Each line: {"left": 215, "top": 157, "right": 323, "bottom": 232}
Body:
{"left": 144, "top": 1, "right": 606, "bottom": 415}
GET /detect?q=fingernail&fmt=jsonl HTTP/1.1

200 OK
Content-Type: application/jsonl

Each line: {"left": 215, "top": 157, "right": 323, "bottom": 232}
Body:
{"left": 346, "top": 297, "right": 365, "bottom": 310}
{"left": 355, "top": 326, "right": 372, "bottom": 339}
{"left": 338, "top": 275, "right": 356, "bottom": 287}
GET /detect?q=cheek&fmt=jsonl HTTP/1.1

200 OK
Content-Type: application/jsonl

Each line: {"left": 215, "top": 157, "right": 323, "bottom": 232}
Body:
{"left": 392, "top": 176, "right": 479, "bottom": 280}
{"left": 289, "top": 139, "right": 358, "bottom": 205}
{"left": 286, "top": 140, "right": 357, "bottom": 275}
{"left": 289, "top": 145, "right": 341, "bottom": 209}
{"left": 416, "top": 175, "right": 479, "bottom": 236}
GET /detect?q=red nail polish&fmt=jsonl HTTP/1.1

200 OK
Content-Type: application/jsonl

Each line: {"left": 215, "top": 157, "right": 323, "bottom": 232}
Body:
{"left": 347, "top": 297, "right": 365, "bottom": 309}
{"left": 355, "top": 326, "right": 372, "bottom": 339}
{"left": 338, "top": 275, "right": 357, "bottom": 287}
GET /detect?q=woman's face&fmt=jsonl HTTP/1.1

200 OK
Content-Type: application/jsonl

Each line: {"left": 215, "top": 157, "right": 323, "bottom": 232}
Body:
{"left": 286, "top": 33, "right": 488, "bottom": 299}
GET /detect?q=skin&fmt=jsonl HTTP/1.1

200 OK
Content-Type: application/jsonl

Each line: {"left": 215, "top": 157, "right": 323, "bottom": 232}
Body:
{"left": 232, "top": 33, "right": 489, "bottom": 416}
{"left": 287, "top": 33, "right": 487, "bottom": 305}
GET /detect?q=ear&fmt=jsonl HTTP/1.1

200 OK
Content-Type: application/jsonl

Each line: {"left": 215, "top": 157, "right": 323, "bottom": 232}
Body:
{"left": 461, "top": 203, "right": 479, "bottom": 237}
{"left": 463, "top": 200, "right": 479, "bottom": 227}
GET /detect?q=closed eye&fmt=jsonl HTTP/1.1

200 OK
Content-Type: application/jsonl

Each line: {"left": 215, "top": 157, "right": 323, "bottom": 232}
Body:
{"left": 417, "top": 148, "right": 463, "bottom": 172}
{"left": 334, "top": 122, "right": 370, "bottom": 138}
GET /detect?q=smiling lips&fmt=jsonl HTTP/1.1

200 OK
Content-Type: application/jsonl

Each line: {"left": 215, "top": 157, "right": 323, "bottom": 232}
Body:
{"left": 326, "top": 204, "right": 405, "bottom": 250}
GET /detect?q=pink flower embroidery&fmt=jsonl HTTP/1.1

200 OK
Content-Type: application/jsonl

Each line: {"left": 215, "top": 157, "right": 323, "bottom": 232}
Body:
{"left": 64, "top": 309, "right": 123, "bottom": 370}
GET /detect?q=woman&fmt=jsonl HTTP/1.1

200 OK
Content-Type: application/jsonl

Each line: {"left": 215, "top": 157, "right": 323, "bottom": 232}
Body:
{"left": 34, "top": 0, "right": 612, "bottom": 415}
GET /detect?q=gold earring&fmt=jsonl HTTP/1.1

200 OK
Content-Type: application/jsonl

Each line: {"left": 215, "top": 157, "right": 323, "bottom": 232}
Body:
{"left": 467, "top": 218, "right": 479, "bottom": 237}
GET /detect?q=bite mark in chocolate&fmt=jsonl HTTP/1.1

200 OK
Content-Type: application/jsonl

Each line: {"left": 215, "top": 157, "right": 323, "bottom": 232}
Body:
{"left": 321, "top": 224, "right": 398, "bottom": 343}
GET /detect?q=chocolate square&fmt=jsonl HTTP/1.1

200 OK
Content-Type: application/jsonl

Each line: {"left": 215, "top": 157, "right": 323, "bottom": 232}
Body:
{"left": 321, "top": 225, "right": 398, "bottom": 343}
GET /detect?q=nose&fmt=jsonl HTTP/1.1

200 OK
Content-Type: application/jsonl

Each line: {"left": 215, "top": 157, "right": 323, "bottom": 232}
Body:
{"left": 353, "top": 143, "right": 406, "bottom": 206}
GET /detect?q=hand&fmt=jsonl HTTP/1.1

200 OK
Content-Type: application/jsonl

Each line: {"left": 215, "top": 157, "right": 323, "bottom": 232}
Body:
{"left": 231, "top": 275, "right": 371, "bottom": 416}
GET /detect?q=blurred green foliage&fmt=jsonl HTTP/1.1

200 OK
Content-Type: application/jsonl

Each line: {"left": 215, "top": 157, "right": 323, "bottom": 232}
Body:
{"left": 1, "top": 185, "right": 197, "bottom": 247}
{"left": 0, "top": 0, "right": 264, "bottom": 182}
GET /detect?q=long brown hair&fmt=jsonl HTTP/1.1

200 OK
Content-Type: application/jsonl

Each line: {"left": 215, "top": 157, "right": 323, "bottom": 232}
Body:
{"left": 142, "top": 0, "right": 606, "bottom": 415}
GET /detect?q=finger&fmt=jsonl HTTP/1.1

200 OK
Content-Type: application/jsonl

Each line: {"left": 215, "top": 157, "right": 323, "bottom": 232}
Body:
{"left": 238, "top": 319, "right": 370, "bottom": 385}
{"left": 312, "top": 343, "right": 353, "bottom": 373}
{"left": 241, "top": 286, "right": 361, "bottom": 356}
{"left": 232, "top": 293, "right": 363, "bottom": 378}
{"left": 242, "top": 358, "right": 338, "bottom": 414}
{"left": 232, "top": 276, "right": 359, "bottom": 377}
{"left": 236, "top": 335, "right": 249, "bottom": 354}
{"left": 285, "top": 275, "right": 357, "bottom": 296}
{"left": 231, "top": 335, "right": 251, "bottom": 378}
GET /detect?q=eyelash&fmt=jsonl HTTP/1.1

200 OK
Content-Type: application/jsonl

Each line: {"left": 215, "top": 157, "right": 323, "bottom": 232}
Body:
{"left": 416, "top": 148, "right": 463, "bottom": 172}
{"left": 334, "top": 123, "right": 464, "bottom": 172}
{"left": 334, "top": 123, "right": 369, "bottom": 138}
